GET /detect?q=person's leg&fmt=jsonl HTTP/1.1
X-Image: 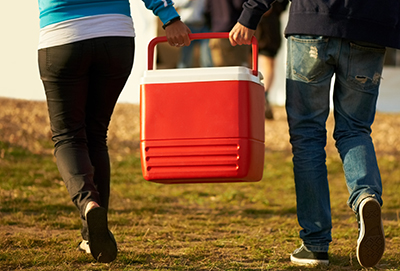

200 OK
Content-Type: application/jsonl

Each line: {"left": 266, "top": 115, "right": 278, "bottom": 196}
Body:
{"left": 286, "top": 35, "right": 336, "bottom": 255}
{"left": 78, "top": 37, "right": 134, "bottom": 240}
{"left": 38, "top": 40, "right": 101, "bottom": 222}
{"left": 177, "top": 43, "right": 195, "bottom": 68}
{"left": 209, "top": 39, "right": 223, "bottom": 67}
{"left": 259, "top": 55, "right": 275, "bottom": 93}
{"left": 255, "top": 12, "right": 283, "bottom": 120}
{"left": 333, "top": 40, "right": 385, "bottom": 210}
{"left": 39, "top": 37, "right": 134, "bottom": 263}
{"left": 259, "top": 54, "right": 275, "bottom": 119}
{"left": 85, "top": 37, "right": 135, "bottom": 212}
{"left": 333, "top": 39, "right": 385, "bottom": 267}
{"left": 198, "top": 25, "right": 213, "bottom": 67}
{"left": 81, "top": 37, "right": 134, "bottom": 263}
{"left": 39, "top": 41, "right": 115, "bottom": 262}
{"left": 177, "top": 24, "right": 196, "bottom": 68}
{"left": 209, "top": 39, "right": 250, "bottom": 67}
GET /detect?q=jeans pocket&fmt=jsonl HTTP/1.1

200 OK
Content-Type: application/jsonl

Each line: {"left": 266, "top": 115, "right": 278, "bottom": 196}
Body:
{"left": 347, "top": 42, "right": 386, "bottom": 92}
{"left": 45, "top": 42, "right": 85, "bottom": 76}
{"left": 288, "top": 35, "right": 330, "bottom": 83}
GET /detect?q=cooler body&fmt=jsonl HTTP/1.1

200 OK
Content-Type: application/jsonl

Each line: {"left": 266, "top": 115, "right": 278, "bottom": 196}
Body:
{"left": 140, "top": 66, "right": 265, "bottom": 184}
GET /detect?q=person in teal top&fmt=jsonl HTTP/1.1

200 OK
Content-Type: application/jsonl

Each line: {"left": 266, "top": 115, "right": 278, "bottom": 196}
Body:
{"left": 38, "top": 0, "right": 182, "bottom": 29}
{"left": 38, "top": 0, "right": 191, "bottom": 263}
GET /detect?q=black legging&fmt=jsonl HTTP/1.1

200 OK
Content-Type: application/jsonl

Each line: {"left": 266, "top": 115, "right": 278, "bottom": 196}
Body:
{"left": 38, "top": 36, "right": 135, "bottom": 240}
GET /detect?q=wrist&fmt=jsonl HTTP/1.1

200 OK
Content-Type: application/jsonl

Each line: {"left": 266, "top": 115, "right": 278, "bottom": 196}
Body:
{"left": 162, "top": 16, "right": 181, "bottom": 29}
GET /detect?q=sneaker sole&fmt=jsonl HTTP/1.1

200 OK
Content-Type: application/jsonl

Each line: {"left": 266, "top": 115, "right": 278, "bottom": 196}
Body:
{"left": 87, "top": 207, "right": 118, "bottom": 263}
{"left": 357, "top": 198, "right": 385, "bottom": 268}
{"left": 290, "top": 254, "right": 329, "bottom": 266}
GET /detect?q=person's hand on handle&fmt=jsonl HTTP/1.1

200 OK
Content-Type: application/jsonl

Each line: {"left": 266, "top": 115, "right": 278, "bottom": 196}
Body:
{"left": 164, "top": 19, "right": 192, "bottom": 47}
{"left": 229, "top": 22, "right": 256, "bottom": 46}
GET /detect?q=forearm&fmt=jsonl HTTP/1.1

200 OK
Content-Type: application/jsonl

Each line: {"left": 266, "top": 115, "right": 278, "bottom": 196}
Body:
{"left": 238, "top": 0, "right": 275, "bottom": 30}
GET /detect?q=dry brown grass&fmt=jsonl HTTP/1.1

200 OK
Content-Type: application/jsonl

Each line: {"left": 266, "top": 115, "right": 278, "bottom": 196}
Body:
{"left": 1, "top": 97, "right": 400, "bottom": 270}
{"left": 1, "top": 97, "right": 399, "bottom": 156}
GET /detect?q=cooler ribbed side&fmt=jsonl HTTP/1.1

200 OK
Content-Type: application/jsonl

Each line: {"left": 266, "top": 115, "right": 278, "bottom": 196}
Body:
{"left": 141, "top": 138, "right": 264, "bottom": 184}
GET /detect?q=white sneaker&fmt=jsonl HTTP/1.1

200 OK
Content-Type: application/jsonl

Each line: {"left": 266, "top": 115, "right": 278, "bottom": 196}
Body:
{"left": 77, "top": 240, "right": 91, "bottom": 254}
{"left": 356, "top": 197, "right": 385, "bottom": 267}
{"left": 85, "top": 201, "right": 100, "bottom": 218}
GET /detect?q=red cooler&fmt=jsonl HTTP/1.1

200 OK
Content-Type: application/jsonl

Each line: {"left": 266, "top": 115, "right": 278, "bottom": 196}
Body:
{"left": 140, "top": 33, "right": 265, "bottom": 184}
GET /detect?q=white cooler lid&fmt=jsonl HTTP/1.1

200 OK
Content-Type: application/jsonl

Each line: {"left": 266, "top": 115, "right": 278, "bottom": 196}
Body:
{"left": 140, "top": 66, "right": 264, "bottom": 86}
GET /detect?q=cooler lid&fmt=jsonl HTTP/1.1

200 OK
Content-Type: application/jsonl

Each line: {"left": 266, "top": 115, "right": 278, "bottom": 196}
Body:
{"left": 140, "top": 66, "right": 264, "bottom": 85}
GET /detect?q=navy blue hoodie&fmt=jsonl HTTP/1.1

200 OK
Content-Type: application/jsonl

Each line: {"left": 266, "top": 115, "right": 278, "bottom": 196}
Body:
{"left": 238, "top": 0, "right": 400, "bottom": 49}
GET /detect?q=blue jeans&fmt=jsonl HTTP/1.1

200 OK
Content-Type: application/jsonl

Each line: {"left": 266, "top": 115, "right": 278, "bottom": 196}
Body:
{"left": 286, "top": 35, "right": 385, "bottom": 252}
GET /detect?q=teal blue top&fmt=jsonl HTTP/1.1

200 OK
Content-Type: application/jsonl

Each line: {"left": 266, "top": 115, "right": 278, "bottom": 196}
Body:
{"left": 38, "top": 0, "right": 179, "bottom": 28}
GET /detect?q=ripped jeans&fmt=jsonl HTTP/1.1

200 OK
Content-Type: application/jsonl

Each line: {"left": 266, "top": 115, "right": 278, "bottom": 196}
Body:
{"left": 285, "top": 35, "right": 385, "bottom": 252}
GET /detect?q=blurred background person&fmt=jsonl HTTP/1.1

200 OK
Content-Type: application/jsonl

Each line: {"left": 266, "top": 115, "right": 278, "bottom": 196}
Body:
{"left": 255, "top": 0, "right": 289, "bottom": 120}
{"left": 205, "top": 0, "right": 250, "bottom": 67}
{"left": 175, "top": 0, "right": 213, "bottom": 68}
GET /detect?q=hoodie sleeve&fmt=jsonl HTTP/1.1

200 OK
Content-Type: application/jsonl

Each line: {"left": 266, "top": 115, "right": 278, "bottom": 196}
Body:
{"left": 142, "top": 0, "right": 180, "bottom": 24}
{"left": 237, "top": 0, "right": 275, "bottom": 30}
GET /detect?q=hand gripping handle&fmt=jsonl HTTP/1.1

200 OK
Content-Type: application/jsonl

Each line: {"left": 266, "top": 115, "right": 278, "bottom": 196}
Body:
{"left": 147, "top": 32, "right": 259, "bottom": 76}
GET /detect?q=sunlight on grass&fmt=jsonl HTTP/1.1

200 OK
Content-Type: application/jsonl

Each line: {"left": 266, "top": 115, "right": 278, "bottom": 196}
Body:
{"left": 1, "top": 102, "right": 400, "bottom": 270}
{"left": 3, "top": 143, "right": 399, "bottom": 270}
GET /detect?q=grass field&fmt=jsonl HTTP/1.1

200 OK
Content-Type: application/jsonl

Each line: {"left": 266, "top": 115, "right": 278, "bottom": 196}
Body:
{"left": 0, "top": 98, "right": 400, "bottom": 270}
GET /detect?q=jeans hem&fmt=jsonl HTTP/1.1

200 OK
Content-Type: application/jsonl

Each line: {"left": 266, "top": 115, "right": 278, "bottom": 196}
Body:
{"left": 351, "top": 193, "right": 380, "bottom": 213}
{"left": 303, "top": 243, "right": 329, "bottom": 253}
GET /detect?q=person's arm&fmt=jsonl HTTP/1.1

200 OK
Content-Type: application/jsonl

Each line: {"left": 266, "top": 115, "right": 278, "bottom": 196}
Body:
{"left": 229, "top": 0, "right": 275, "bottom": 46}
{"left": 142, "top": 0, "right": 191, "bottom": 46}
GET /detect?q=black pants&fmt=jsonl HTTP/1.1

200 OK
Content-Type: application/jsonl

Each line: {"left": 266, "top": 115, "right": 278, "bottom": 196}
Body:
{"left": 38, "top": 37, "right": 135, "bottom": 239}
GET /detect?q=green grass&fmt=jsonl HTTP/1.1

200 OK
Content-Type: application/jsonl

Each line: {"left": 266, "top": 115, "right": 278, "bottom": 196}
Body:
{"left": 1, "top": 140, "right": 400, "bottom": 270}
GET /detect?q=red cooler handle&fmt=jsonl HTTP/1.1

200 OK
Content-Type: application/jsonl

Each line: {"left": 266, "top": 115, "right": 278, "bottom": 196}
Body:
{"left": 147, "top": 32, "right": 259, "bottom": 76}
